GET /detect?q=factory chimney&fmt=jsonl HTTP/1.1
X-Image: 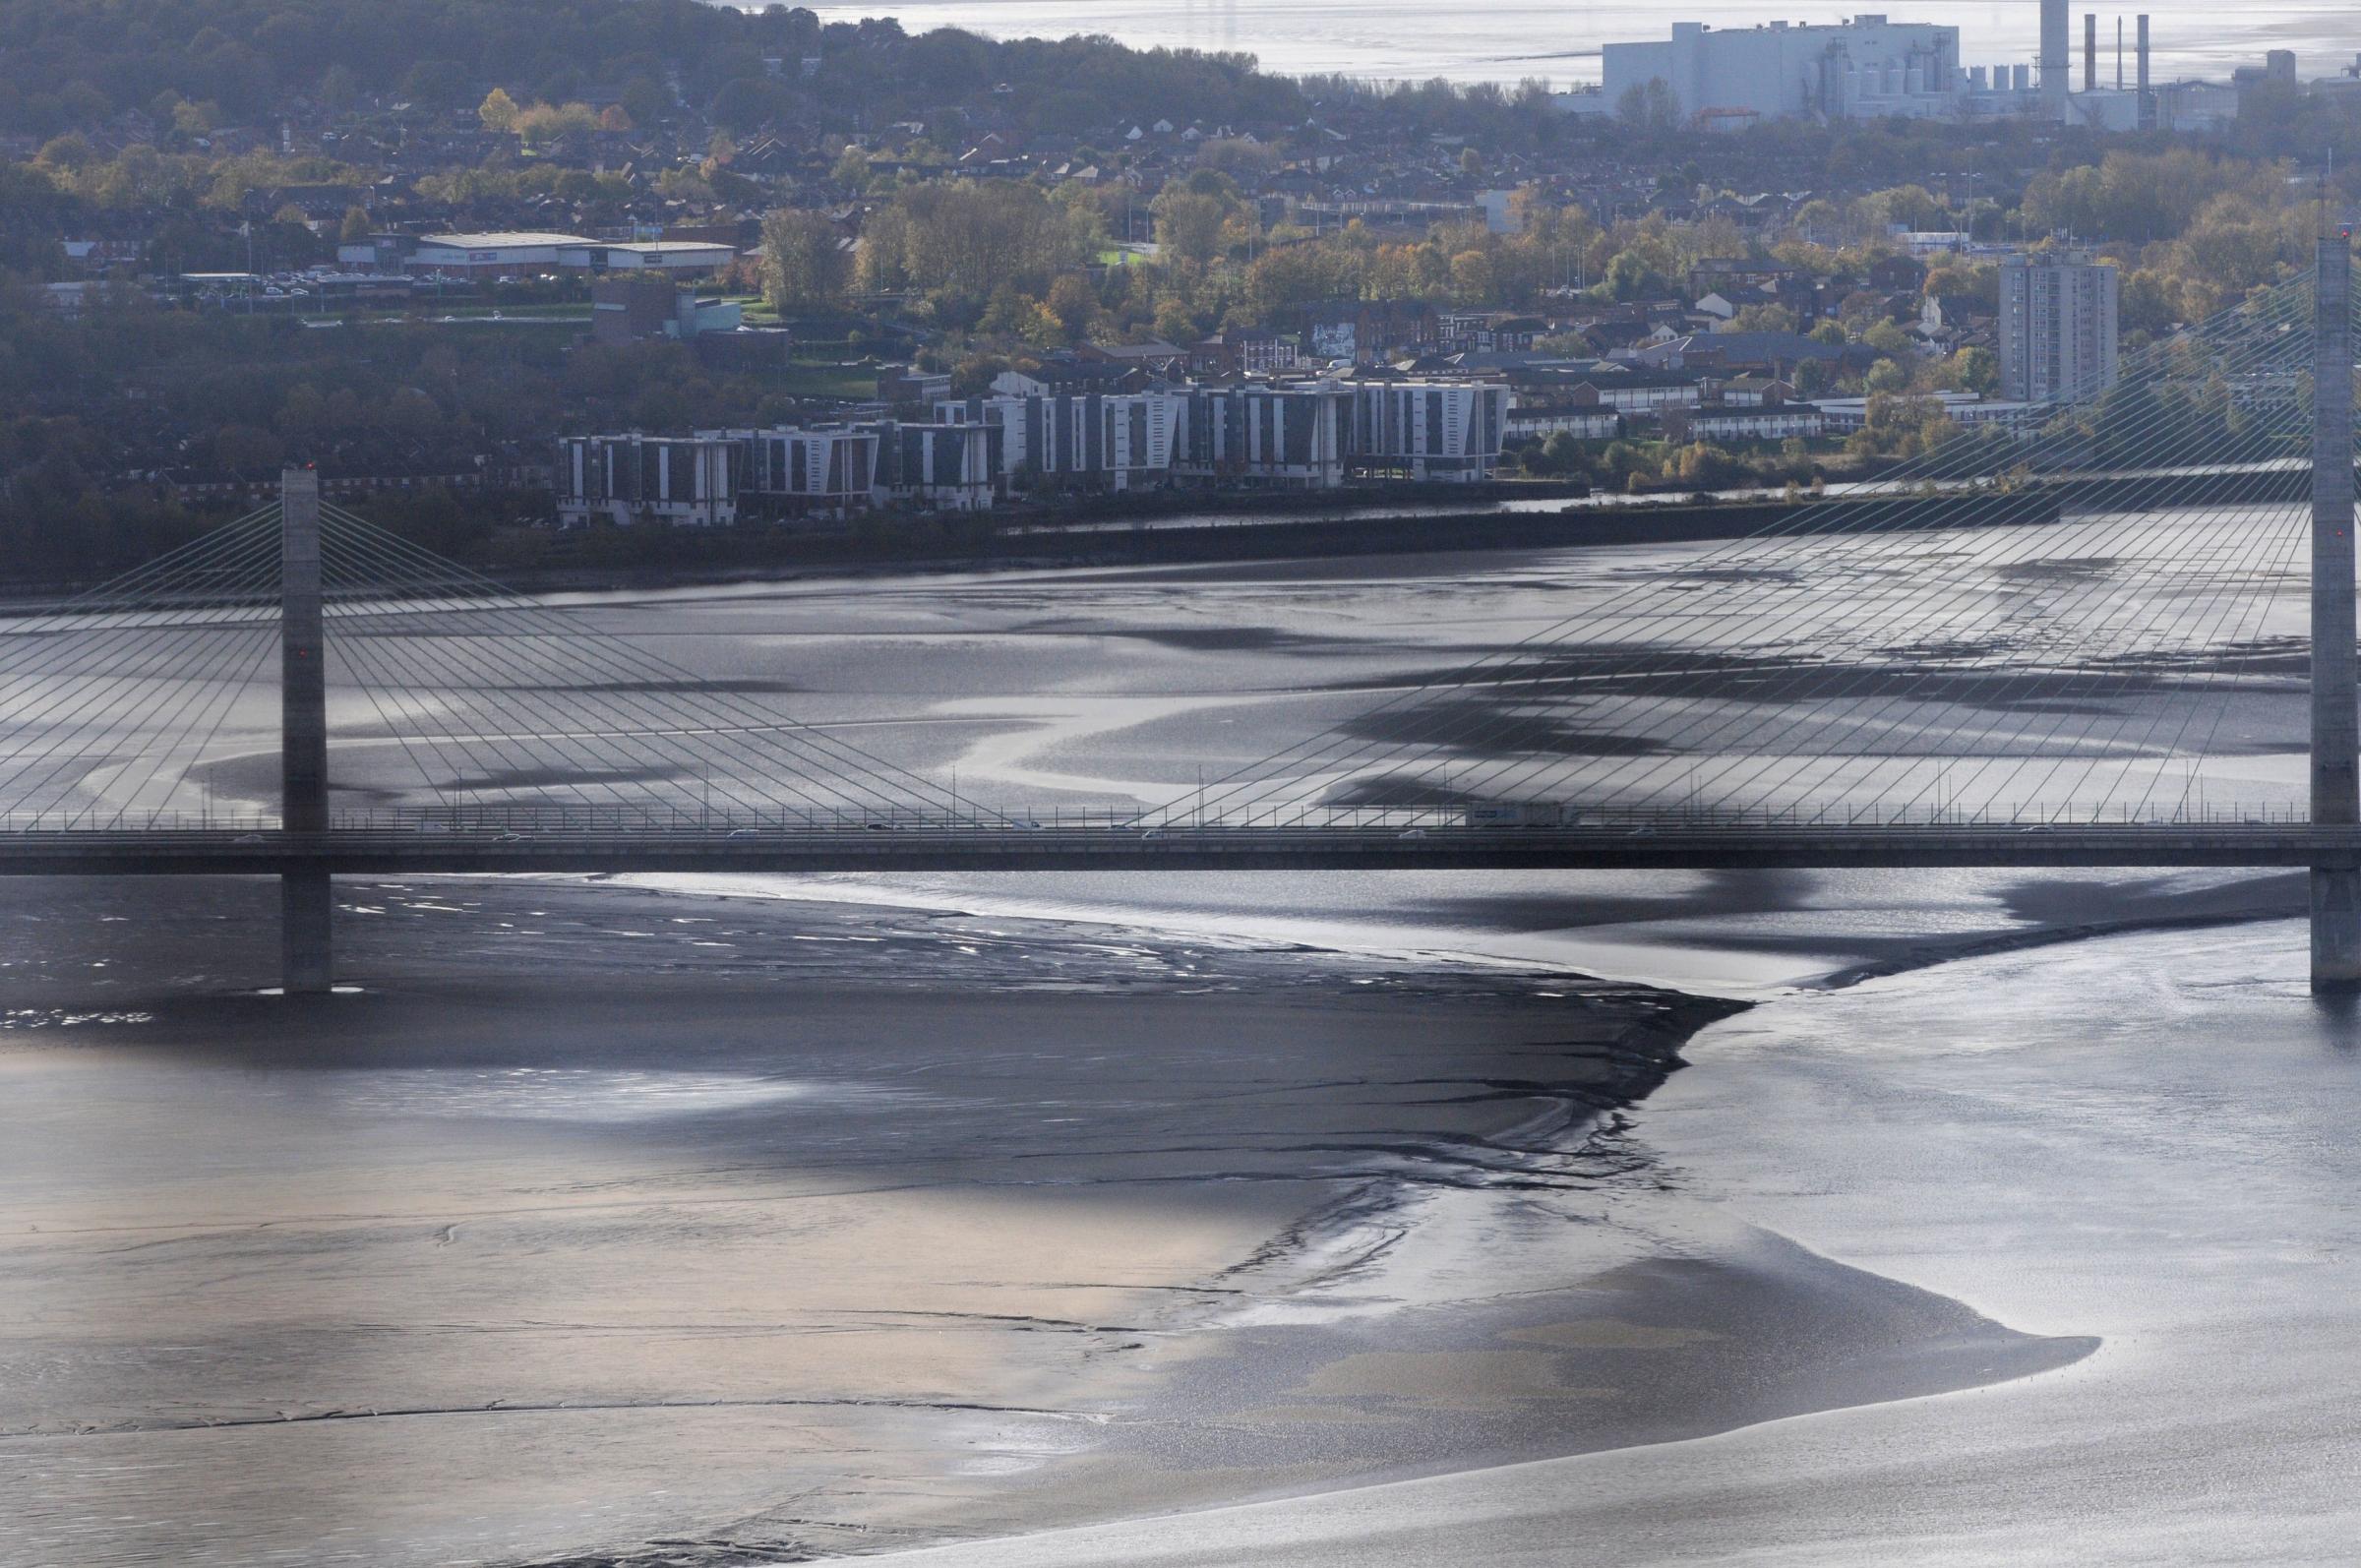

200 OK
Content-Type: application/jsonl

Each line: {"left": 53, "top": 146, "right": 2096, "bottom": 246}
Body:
{"left": 2042, "top": 0, "right": 2071, "bottom": 120}
{"left": 2086, "top": 13, "right": 2098, "bottom": 94}
{"left": 2138, "top": 14, "right": 2153, "bottom": 128}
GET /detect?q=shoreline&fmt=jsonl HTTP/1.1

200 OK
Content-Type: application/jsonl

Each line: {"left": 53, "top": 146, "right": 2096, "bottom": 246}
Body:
{"left": 0, "top": 872, "right": 1731, "bottom": 1567}
{"left": 6, "top": 868, "right": 2297, "bottom": 1565}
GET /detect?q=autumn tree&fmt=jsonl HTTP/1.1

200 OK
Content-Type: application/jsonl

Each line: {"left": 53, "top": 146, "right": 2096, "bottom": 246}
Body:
{"left": 759, "top": 209, "right": 850, "bottom": 312}
{"left": 477, "top": 87, "right": 519, "bottom": 132}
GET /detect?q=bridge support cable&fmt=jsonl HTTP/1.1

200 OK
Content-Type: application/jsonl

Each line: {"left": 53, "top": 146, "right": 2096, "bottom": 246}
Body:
{"left": 315, "top": 504, "right": 1014, "bottom": 827}
{"left": 1483, "top": 383, "right": 2311, "bottom": 823}
{"left": 1135, "top": 278, "right": 2318, "bottom": 828}
{"left": 318, "top": 524, "right": 885, "bottom": 826}
{"left": 2313, "top": 231, "right": 2361, "bottom": 989}
{"left": 314, "top": 505, "right": 926, "bottom": 825}
{"left": 316, "top": 505, "right": 1015, "bottom": 826}
{"left": 317, "top": 544, "right": 715, "bottom": 825}
{"left": 315, "top": 526, "right": 923, "bottom": 827}
{"left": 1692, "top": 397, "right": 2317, "bottom": 823}
{"left": 0, "top": 508, "right": 289, "bottom": 826}
{"left": 1199, "top": 299, "right": 2304, "bottom": 826}
{"left": 1421, "top": 315, "right": 2313, "bottom": 821}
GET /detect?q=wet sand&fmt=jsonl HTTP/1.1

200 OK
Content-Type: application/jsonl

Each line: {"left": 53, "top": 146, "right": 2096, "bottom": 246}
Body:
{"left": 0, "top": 874, "right": 2089, "bottom": 1567}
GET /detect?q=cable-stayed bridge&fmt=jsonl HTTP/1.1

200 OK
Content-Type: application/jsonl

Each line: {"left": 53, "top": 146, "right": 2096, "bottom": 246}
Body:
{"left": 5, "top": 237, "right": 2359, "bottom": 991}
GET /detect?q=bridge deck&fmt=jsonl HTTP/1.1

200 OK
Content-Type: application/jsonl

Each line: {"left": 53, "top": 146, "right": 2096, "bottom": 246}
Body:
{"left": 0, "top": 825, "right": 2348, "bottom": 875}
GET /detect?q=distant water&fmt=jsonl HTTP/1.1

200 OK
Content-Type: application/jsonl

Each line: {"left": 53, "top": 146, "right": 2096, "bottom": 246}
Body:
{"left": 787, "top": 1, "right": 2357, "bottom": 88}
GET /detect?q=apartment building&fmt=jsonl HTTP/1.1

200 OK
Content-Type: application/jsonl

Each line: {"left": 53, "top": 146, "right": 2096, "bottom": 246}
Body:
{"left": 1664, "top": 403, "right": 1827, "bottom": 443}
{"left": 1346, "top": 382, "right": 1511, "bottom": 483}
{"left": 710, "top": 426, "right": 881, "bottom": 518}
{"left": 872, "top": 421, "right": 1002, "bottom": 512}
{"left": 2000, "top": 254, "right": 2120, "bottom": 403}
{"left": 936, "top": 392, "right": 1189, "bottom": 493}
{"left": 1179, "top": 385, "right": 1356, "bottom": 489}
{"left": 555, "top": 434, "right": 738, "bottom": 526}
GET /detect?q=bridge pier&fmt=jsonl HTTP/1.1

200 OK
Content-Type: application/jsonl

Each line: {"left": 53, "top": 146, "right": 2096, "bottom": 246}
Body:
{"left": 2313, "top": 232, "right": 2360, "bottom": 991}
{"left": 280, "top": 468, "right": 333, "bottom": 994}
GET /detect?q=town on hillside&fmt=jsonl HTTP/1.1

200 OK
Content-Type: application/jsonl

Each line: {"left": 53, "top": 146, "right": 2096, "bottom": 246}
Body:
{"left": 2, "top": 0, "right": 2358, "bottom": 573}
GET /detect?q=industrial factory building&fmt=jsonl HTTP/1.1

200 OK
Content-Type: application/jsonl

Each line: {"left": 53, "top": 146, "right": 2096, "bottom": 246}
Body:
{"left": 1601, "top": 4, "right": 2209, "bottom": 130}
{"left": 1602, "top": 17, "right": 1970, "bottom": 125}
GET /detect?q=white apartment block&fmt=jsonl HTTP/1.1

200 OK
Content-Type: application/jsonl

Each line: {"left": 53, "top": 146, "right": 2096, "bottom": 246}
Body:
{"left": 706, "top": 427, "right": 881, "bottom": 517}
{"left": 1179, "top": 386, "right": 1355, "bottom": 489}
{"left": 1668, "top": 404, "right": 1827, "bottom": 443}
{"left": 555, "top": 434, "right": 738, "bottom": 526}
{"left": 938, "top": 392, "right": 1189, "bottom": 492}
{"left": 1347, "top": 383, "right": 1511, "bottom": 482}
{"left": 2000, "top": 255, "right": 2120, "bottom": 403}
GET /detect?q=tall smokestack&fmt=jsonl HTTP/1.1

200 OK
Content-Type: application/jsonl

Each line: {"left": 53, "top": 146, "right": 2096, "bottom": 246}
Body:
{"left": 2117, "top": 17, "right": 2125, "bottom": 91}
{"left": 2139, "top": 14, "right": 2152, "bottom": 127}
{"left": 2042, "top": 0, "right": 2071, "bottom": 120}
{"left": 2086, "top": 13, "right": 2098, "bottom": 93}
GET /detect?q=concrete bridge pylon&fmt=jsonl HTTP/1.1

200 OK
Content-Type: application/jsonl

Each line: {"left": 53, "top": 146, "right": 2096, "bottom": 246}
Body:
{"left": 279, "top": 467, "right": 332, "bottom": 995}
{"left": 2313, "top": 230, "right": 2360, "bottom": 991}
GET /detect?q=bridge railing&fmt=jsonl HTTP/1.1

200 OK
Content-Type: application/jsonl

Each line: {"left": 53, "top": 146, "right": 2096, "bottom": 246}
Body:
{"left": 0, "top": 799, "right": 2323, "bottom": 837}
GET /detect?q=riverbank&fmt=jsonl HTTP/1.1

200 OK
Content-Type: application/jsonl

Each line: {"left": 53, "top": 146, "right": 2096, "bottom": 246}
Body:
{"left": 10, "top": 864, "right": 2307, "bottom": 1565}
{"left": 0, "top": 872, "right": 1740, "bottom": 1567}
{"left": 859, "top": 911, "right": 2361, "bottom": 1567}
{"left": 4, "top": 861, "right": 2186, "bottom": 1566}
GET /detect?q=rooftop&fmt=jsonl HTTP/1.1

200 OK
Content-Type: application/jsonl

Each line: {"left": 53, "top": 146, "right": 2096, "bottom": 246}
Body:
{"left": 417, "top": 231, "right": 595, "bottom": 249}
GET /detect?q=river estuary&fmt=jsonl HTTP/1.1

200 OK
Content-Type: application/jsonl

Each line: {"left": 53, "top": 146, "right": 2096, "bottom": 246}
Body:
{"left": 4, "top": 530, "right": 2355, "bottom": 1565}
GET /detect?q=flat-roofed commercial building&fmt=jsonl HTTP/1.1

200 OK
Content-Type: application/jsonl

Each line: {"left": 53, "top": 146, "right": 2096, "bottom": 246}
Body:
{"left": 1604, "top": 18, "right": 1964, "bottom": 124}
{"left": 408, "top": 232, "right": 735, "bottom": 277}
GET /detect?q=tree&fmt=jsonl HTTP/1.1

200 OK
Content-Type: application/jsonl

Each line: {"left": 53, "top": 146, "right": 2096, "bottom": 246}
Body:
{"left": 1615, "top": 78, "right": 1680, "bottom": 135}
{"left": 1863, "top": 318, "right": 1913, "bottom": 357}
{"left": 1952, "top": 346, "right": 1999, "bottom": 397}
{"left": 477, "top": 87, "right": 519, "bottom": 132}
{"left": 759, "top": 209, "right": 849, "bottom": 312}
{"left": 338, "top": 206, "right": 372, "bottom": 245}
{"left": 1046, "top": 273, "right": 1099, "bottom": 342}
{"left": 1449, "top": 248, "right": 1496, "bottom": 304}
{"left": 399, "top": 60, "right": 469, "bottom": 108}
{"left": 1602, "top": 249, "right": 1663, "bottom": 301}
{"left": 318, "top": 64, "right": 358, "bottom": 113}
{"left": 1153, "top": 296, "right": 1200, "bottom": 344}
{"left": 1152, "top": 189, "right": 1231, "bottom": 270}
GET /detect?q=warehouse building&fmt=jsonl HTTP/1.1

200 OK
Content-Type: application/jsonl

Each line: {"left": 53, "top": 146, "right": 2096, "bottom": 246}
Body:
{"left": 406, "top": 232, "right": 736, "bottom": 277}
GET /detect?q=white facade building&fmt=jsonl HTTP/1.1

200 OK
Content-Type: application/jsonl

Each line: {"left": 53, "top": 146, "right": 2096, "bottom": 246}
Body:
{"left": 556, "top": 435, "right": 738, "bottom": 526}
{"left": 2000, "top": 255, "right": 2121, "bottom": 404}
{"left": 409, "top": 232, "right": 735, "bottom": 276}
{"left": 708, "top": 427, "right": 882, "bottom": 518}
{"left": 1346, "top": 382, "right": 1512, "bottom": 482}
{"left": 1603, "top": 18, "right": 1965, "bottom": 124}
{"left": 1667, "top": 404, "right": 1827, "bottom": 443}
{"left": 938, "top": 392, "right": 1190, "bottom": 492}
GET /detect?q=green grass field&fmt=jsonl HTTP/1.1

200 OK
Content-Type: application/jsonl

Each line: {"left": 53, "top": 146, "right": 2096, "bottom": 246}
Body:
{"left": 770, "top": 361, "right": 881, "bottom": 398}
